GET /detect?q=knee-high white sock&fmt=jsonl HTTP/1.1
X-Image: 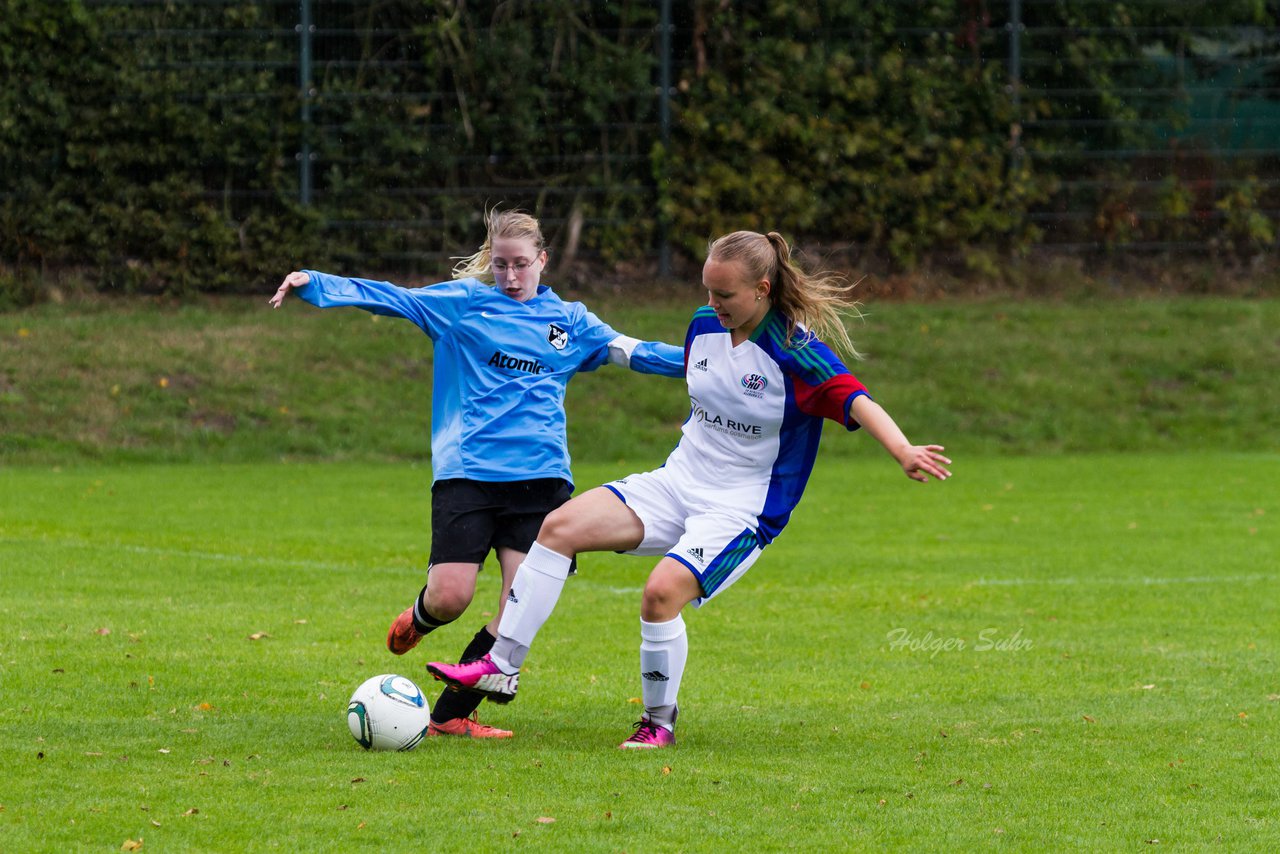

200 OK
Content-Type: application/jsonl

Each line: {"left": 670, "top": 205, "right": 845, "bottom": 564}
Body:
{"left": 490, "top": 542, "right": 572, "bottom": 672}
{"left": 639, "top": 614, "right": 687, "bottom": 731}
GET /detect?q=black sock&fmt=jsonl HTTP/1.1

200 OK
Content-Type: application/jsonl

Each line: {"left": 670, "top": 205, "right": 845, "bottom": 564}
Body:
{"left": 411, "top": 583, "right": 452, "bottom": 635}
{"left": 430, "top": 626, "right": 496, "bottom": 724}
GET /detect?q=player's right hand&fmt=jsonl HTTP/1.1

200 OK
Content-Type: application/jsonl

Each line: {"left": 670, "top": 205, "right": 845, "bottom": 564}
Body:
{"left": 269, "top": 271, "right": 311, "bottom": 308}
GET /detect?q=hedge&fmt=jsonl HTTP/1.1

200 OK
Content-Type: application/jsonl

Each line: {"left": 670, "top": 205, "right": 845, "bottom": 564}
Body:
{"left": 2, "top": 0, "right": 1277, "bottom": 301}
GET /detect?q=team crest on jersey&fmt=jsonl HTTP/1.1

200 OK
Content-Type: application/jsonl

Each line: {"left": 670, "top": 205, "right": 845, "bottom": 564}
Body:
{"left": 740, "top": 373, "right": 768, "bottom": 399}
{"left": 547, "top": 323, "right": 569, "bottom": 350}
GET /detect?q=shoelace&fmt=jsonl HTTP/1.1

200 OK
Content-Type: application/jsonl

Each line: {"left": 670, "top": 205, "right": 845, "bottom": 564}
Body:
{"left": 625, "top": 720, "right": 661, "bottom": 742}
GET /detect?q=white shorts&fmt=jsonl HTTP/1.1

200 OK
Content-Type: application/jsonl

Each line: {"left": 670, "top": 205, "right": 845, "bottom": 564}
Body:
{"left": 603, "top": 466, "right": 765, "bottom": 606}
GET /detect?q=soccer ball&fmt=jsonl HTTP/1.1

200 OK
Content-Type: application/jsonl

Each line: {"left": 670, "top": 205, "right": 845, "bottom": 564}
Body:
{"left": 346, "top": 674, "right": 430, "bottom": 751}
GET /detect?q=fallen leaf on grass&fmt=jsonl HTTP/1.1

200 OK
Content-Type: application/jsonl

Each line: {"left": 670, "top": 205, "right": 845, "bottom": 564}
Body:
{"left": 95, "top": 628, "right": 111, "bottom": 636}
{"left": 950, "top": 778, "right": 964, "bottom": 786}
{"left": 248, "top": 632, "right": 270, "bottom": 641}
{"left": 351, "top": 777, "right": 366, "bottom": 784}
{"left": 1142, "top": 684, "right": 1156, "bottom": 690}
{"left": 536, "top": 817, "right": 555, "bottom": 824}
{"left": 150, "top": 821, "right": 161, "bottom": 828}
{"left": 121, "top": 839, "right": 142, "bottom": 851}
{"left": 1082, "top": 715, "right": 1096, "bottom": 724}
{"left": 181, "top": 808, "right": 198, "bottom": 816}
{"left": 157, "top": 749, "right": 170, "bottom": 754}
{"left": 195, "top": 702, "right": 214, "bottom": 712}
{"left": 627, "top": 697, "right": 642, "bottom": 704}
{"left": 662, "top": 766, "right": 672, "bottom": 776}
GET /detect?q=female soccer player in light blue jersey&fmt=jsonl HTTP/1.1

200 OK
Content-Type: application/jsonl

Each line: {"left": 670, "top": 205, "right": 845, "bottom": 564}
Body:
{"left": 270, "top": 209, "right": 683, "bottom": 738}
{"left": 429, "top": 230, "right": 951, "bottom": 748}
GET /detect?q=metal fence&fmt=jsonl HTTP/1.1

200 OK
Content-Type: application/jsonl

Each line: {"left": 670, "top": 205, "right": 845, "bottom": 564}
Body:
{"left": 87, "top": 0, "right": 1280, "bottom": 269}
{"left": 1006, "top": 0, "right": 1280, "bottom": 254}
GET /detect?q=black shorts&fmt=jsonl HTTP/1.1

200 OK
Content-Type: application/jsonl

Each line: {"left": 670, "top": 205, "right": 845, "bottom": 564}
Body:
{"left": 429, "top": 478, "right": 573, "bottom": 566}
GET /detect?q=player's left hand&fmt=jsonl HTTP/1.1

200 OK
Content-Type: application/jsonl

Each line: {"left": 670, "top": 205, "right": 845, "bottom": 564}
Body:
{"left": 897, "top": 444, "right": 951, "bottom": 482}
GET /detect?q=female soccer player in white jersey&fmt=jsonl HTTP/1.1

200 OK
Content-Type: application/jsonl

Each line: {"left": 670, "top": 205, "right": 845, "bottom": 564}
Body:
{"left": 428, "top": 229, "right": 952, "bottom": 748}
{"left": 269, "top": 209, "right": 683, "bottom": 739}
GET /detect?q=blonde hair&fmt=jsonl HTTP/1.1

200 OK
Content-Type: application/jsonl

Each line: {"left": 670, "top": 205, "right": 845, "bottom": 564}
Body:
{"left": 707, "top": 230, "right": 863, "bottom": 359}
{"left": 451, "top": 208, "right": 547, "bottom": 281}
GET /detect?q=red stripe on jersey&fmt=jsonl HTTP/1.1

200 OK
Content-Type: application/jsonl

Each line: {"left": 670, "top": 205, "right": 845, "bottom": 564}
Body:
{"left": 792, "top": 372, "right": 869, "bottom": 426}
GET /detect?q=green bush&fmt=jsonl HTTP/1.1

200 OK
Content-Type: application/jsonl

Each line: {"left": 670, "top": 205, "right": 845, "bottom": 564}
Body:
{"left": 661, "top": 1, "right": 1048, "bottom": 268}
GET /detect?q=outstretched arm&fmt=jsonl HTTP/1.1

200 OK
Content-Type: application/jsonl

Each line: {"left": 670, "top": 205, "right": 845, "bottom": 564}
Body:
{"left": 849, "top": 395, "right": 951, "bottom": 483}
{"left": 266, "top": 269, "right": 472, "bottom": 336}
{"left": 605, "top": 335, "right": 685, "bottom": 378}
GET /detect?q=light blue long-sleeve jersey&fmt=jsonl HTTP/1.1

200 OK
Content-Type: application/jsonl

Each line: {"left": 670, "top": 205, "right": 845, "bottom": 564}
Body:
{"left": 298, "top": 271, "right": 684, "bottom": 485}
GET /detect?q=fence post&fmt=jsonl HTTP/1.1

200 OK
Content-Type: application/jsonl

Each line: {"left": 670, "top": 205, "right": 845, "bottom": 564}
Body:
{"left": 1007, "top": 0, "right": 1023, "bottom": 173}
{"left": 298, "top": 0, "right": 314, "bottom": 206}
{"left": 658, "top": 0, "right": 673, "bottom": 277}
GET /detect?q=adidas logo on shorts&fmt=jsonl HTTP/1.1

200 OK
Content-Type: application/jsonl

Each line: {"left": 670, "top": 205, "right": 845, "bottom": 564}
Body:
{"left": 686, "top": 547, "right": 704, "bottom": 564}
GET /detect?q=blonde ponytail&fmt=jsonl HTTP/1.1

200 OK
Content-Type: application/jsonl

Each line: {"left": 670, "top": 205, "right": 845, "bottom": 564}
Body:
{"left": 708, "top": 231, "right": 863, "bottom": 359}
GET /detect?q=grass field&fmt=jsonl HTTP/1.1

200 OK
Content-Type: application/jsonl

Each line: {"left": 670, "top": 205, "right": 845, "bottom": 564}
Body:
{"left": 1, "top": 453, "right": 1276, "bottom": 850}
{"left": 2, "top": 293, "right": 1277, "bottom": 849}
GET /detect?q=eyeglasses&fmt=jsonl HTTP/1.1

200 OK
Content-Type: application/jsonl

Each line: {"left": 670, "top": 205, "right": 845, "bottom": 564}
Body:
{"left": 491, "top": 257, "right": 540, "bottom": 274}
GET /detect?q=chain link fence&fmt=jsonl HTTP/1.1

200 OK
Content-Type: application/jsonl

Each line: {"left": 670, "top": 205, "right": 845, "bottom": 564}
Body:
{"left": 29, "top": 1, "right": 1280, "bottom": 278}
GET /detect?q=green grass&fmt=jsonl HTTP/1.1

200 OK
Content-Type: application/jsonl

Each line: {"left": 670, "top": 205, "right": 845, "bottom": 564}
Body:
{"left": 2, "top": 294, "right": 1279, "bottom": 465}
{"left": 2, "top": 455, "right": 1276, "bottom": 850}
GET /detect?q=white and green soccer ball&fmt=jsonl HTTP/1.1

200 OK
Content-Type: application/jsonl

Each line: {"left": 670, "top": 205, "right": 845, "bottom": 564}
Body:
{"left": 346, "top": 674, "right": 430, "bottom": 751}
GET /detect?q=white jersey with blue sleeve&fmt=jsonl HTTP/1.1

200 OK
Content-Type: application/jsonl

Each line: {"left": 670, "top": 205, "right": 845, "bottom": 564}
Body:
{"left": 667, "top": 305, "right": 871, "bottom": 542}
{"left": 296, "top": 271, "right": 683, "bottom": 485}
{"left": 602, "top": 305, "right": 871, "bottom": 604}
